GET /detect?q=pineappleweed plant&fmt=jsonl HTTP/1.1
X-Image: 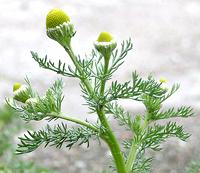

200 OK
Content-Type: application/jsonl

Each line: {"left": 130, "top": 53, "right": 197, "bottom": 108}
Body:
{"left": 7, "top": 8, "right": 194, "bottom": 173}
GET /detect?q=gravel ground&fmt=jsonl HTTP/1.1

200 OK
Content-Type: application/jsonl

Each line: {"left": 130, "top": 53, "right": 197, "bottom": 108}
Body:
{"left": 1, "top": 0, "right": 200, "bottom": 172}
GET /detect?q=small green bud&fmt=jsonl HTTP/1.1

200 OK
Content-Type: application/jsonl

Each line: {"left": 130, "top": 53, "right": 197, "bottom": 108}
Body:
{"left": 13, "top": 83, "right": 22, "bottom": 92}
{"left": 159, "top": 77, "right": 167, "bottom": 83}
{"left": 94, "top": 31, "right": 117, "bottom": 58}
{"left": 46, "top": 8, "right": 75, "bottom": 47}
{"left": 46, "top": 8, "right": 70, "bottom": 29}
{"left": 13, "top": 85, "right": 31, "bottom": 103}
{"left": 159, "top": 77, "right": 168, "bottom": 92}
{"left": 97, "top": 32, "right": 113, "bottom": 42}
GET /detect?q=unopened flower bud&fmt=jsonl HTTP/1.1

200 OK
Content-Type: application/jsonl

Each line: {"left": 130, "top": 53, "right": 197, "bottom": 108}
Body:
{"left": 159, "top": 77, "right": 167, "bottom": 83}
{"left": 94, "top": 32, "right": 117, "bottom": 59}
{"left": 13, "top": 84, "right": 31, "bottom": 103}
{"left": 46, "top": 8, "right": 75, "bottom": 47}
{"left": 13, "top": 83, "right": 22, "bottom": 92}
{"left": 97, "top": 32, "right": 113, "bottom": 42}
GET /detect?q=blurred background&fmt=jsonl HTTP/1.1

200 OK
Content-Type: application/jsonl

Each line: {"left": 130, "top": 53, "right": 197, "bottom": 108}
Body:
{"left": 0, "top": 0, "right": 200, "bottom": 173}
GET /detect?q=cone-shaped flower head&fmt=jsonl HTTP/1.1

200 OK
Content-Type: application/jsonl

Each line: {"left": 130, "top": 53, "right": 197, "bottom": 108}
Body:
{"left": 13, "top": 84, "right": 32, "bottom": 103}
{"left": 46, "top": 8, "right": 75, "bottom": 47}
{"left": 97, "top": 32, "right": 113, "bottom": 42}
{"left": 46, "top": 8, "right": 70, "bottom": 29}
{"left": 94, "top": 31, "right": 117, "bottom": 59}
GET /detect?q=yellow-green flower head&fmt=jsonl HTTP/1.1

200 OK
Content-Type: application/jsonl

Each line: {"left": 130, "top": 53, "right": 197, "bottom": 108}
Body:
{"left": 46, "top": 8, "right": 70, "bottom": 29}
{"left": 46, "top": 8, "right": 75, "bottom": 47}
{"left": 94, "top": 31, "right": 117, "bottom": 58}
{"left": 13, "top": 83, "right": 22, "bottom": 92}
{"left": 97, "top": 32, "right": 113, "bottom": 42}
{"left": 159, "top": 77, "right": 168, "bottom": 83}
{"left": 13, "top": 85, "right": 31, "bottom": 103}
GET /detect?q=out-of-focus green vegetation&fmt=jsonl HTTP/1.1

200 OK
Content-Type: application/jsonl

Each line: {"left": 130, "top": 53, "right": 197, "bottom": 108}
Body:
{"left": 0, "top": 161, "right": 56, "bottom": 173}
{"left": 96, "top": 170, "right": 111, "bottom": 173}
{"left": 185, "top": 160, "right": 200, "bottom": 173}
{"left": 0, "top": 105, "right": 57, "bottom": 173}
{"left": 0, "top": 105, "right": 17, "bottom": 156}
{"left": 0, "top": 105, "right": 14, "bottom": 129}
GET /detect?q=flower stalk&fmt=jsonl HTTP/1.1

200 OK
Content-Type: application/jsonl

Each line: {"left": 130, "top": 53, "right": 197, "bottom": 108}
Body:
{"left": 64, "top": 39, "right": 127, "bottom": 173}
{"left": 49, "top": 112, "right": 99, "bottom": 133}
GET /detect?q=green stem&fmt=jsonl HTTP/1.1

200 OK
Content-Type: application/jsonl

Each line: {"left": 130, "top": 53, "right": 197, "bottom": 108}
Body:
{"left": 97, "top": 109, "right": 127, "bottom": 173}
{"left": 48, "top": 112, "right": 99, "bottom": 132}
{"left": 126, "top": 143, "right": 138, "bottom": 173}
{"left": 64, "top": 45, "right": 93, "bottom": 95}
{"left": 64, "top": 44, "right": 127, "bottom": 173}
{"left": 126, "top": 117, "right": 149, "bottom": 172}
{"left": 100, "top": 57, "right": 109, "bottom": 96}
{"left": 97, "top": 55, "right": 127, "bottom": 173}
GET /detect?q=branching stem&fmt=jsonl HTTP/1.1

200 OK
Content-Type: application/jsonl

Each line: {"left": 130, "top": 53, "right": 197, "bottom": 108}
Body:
{"left": 65, "top": 44, "right": 127, "bottom": 173}
{"left": 64, "top": 45, "right": 94, "bottom": 95}
{"left": 97, "top": 108, "right": 127, "bottom": 173}
{"left": 126, "top": 116, "right": 149, "bottom": 172}
{"left": 97, "top": 54, "right": 127, "bottom": 173}
{"left": 48, "top": 112, "right": 99, "bottom": 133}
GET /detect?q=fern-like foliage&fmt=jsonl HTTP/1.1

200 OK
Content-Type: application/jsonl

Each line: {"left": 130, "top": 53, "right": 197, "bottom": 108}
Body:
{"left": 121, "top": 78, "right": 194, "bottom": 172}
{"left": 31, "top": 51, "right": 76, "bottom": 77}
{"left": 7, "top": 37, "right": 195, "bottom": 173}
{"left": 107, "top": 39, "right": 133, "bottom": 78}
{"left": 153, "top": 106, "right": 194, "bottom": 120}
{"left": 105, "top": 102, "right": 133, "bottom": 130}
{"left": 16, "top": 123, "right": 98, "bottom": 154}
{"left": 107, "top": 72, "right": 167, "bottom": 102}
{"left": 140, "top": 122, "right": 190, "bottom": 151}
{"left": 132, "top": 156, "right": 152, "bottom": 173}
